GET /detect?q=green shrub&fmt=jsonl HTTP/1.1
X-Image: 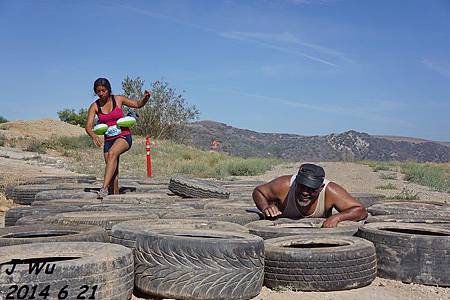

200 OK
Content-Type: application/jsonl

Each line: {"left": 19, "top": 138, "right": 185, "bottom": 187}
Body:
{"left": 57, "top": 108, "right": 88, "bottom": 127}
{"left": 361, "top": 160, "right": 449, "bottom": 193}
{"left": 177, "top": 162, "right": 210, "bottom": 176}
{"left": 360, "top": 160, "right": 398, "bottom": 172}
{"left": 375, "top": 183, "right": 397, "bottom": 190}
{"left": 221, "top": 158, "right": 277, "bottom": 176}
{"left": 400, "top": 162, "right": 450, "bottom": 193}
{"left": 379, "top": 173, "right": 397, "bottom": 180}
{"left": 0, "top": 115, "right": 8, "bottom": 124}
{"left": 122, "top": 77, "right": 199, "bottom": 140}
{"left": 45, "top": 135, "right": 96, "bottom": 151}
{"left": 23, "top": 142, "right": 46, "bottom": 154}
{"left": 46, "top": 136, "right": 284, "bottom": 179}
{"left": 391, "top": 187, "right": 420, "bottom": 200}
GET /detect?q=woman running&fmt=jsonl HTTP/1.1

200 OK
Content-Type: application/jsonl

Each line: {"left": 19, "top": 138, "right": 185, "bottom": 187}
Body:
{"left": 85, "top": 77, "right": 151, "bottom": 199}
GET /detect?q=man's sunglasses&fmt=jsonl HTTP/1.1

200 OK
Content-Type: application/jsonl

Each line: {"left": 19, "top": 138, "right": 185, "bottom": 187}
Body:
{"left": 299, "top": 184, "right": 319, "bottom": 193}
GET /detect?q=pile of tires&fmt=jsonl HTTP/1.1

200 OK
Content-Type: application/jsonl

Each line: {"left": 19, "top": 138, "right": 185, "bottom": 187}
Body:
{"left": 5, "top": 173, "right": 449, "bottom": 297}
{"left": 357, "top": 222, "right": 450, "bottom": 286}
{"left": 110, "top": 219, "right": 249, "bottom": 250}
{"left": 368, "top": 201, "right": 450, "bottom": 218}
{"left": 0, "top": 242, "right": 134, "bottom": 299}
{"left": 168, "top": 176, "right": 230, "bottom": 199}
{"left": 134, "top": 228, "right": 264, "bottom": 299}
{"left": 366, "top": 201, "right": 450, "bottom": 228}
{"left": 264, "top": 235, "right": 377, "bottom": 291}
{"left": 246, "top": 218, "right": 361, "bottom": 239}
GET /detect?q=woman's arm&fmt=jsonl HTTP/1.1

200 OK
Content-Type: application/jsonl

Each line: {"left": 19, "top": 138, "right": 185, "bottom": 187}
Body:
{"left": 85, "top": 103, "right": 102, "bottom": 148}
{"left": 117, "top": 90, "right": 151, "bottom": 108}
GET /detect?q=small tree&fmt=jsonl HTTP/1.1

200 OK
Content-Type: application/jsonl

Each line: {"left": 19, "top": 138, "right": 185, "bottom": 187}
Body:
{"left": 122, "top": 76, "right": 199, "bottom": 140}
{"left": 57, "top": 108, "right": 88, "bottom": 127}
{"left": 0, "top": 115, "right": 8, "bottom": 124}
{"left": 121, "top": 76, "right": 144, "bottom": 116}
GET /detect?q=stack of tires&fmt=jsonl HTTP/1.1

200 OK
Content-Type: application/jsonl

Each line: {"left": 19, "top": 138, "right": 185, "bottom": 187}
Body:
{"left": 1, "top": 175, "right": 269, "bottom": 300}
{"left": 357, "top": 200, "right": 450, "bottom": 287}
{"left": 1, "top": 175, "right": 137, "bottom": 299}
{"left": 3, "top": 174, "right": 449, "bottom": 299}
{"left": 244, "top": 217, "right": 377, "bottom": 291}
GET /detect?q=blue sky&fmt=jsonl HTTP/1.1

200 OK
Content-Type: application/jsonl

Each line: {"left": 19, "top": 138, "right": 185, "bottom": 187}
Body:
{"left": 1, "top": 0, "right": 449, "bottom": 141}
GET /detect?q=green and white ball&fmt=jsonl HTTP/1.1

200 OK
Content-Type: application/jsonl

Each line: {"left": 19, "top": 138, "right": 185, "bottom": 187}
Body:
{"left": 117, "top": 116, "right": 136, "bottom": 128}
{"left": 93, "top": 123, "right": 108, "bottom": 135}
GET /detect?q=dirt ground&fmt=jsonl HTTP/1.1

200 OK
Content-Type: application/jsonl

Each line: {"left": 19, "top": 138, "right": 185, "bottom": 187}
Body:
{"left": 0, "top": 120, "right": 449, "bottom": 299}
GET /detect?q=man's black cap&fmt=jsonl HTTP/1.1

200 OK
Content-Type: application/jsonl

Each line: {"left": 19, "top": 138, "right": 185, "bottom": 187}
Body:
{"left": 295, "top": 163, "right": 325, "bottom": 189}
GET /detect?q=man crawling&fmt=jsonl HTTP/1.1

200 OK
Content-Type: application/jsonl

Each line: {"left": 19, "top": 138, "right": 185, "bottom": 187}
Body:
{"left": 252, "top": 163, "right": 367, "bottom": 228}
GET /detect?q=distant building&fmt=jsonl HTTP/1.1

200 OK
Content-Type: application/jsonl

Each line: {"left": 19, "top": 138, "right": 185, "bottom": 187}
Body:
{"left": 210, "top": 139, "right": 221, "bottom": 152}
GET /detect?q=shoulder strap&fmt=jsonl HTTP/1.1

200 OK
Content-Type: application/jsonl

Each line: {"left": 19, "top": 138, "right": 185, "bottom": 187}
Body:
{"left": 111, "top": 95, "right": 117, "bottom": 110}
{"left": 309, "top": 179, "right": 330, "bottom": 217}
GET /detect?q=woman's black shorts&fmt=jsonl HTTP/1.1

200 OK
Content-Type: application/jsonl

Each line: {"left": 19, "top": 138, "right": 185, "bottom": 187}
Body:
{"left": 103, "top": 134, "right": 132, "bottom": 153}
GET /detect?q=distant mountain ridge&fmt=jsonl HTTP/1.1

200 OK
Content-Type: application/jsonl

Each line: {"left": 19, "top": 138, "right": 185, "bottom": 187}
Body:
{"left": 185, "top": 120, "right": 450, "bottom": 162}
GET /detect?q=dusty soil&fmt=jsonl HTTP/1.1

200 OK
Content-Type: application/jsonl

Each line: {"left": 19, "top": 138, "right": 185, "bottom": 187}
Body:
{"left": 0, "top": 119, "right": 449, "bottom": 300}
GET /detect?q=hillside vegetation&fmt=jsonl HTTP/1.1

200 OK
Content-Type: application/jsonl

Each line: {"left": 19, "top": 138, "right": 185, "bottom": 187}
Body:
{"left": 0, "top": 119, "right": 449, "bottom": 193}
{"left": 43, "top": 135, "right": 282, "bottom": 179}
{"left": 185, "top": 121, "right": 450, "bottom": 162}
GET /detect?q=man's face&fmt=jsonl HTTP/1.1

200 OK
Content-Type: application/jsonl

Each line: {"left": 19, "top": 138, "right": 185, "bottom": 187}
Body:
{"left": 295, "top": 184, "right": 323, "bottom": 207}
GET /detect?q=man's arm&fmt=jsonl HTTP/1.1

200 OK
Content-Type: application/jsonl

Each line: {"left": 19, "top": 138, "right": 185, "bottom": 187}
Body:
{"left": 322, "top": 182, "right": 368, "bottom": 228}
{"left": 253, "top": 176, "right": 289, "bottom": 218}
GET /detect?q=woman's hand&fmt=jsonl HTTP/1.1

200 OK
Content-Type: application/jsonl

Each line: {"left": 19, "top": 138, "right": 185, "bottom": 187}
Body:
{"left": 143, "top": 90, "right": 151, "bottom": 100}
{"left": 92, "top": 135, "right": 102, "bottom": 148}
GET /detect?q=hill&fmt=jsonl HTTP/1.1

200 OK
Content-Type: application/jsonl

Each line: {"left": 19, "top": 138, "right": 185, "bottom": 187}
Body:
{"left": 185, "top": 121, "right": 450, "bottom": 162}
{"left": 1, "top": 119, "right": 449, "bottom": 163}
{"left": 0, "top": 119, "right": 85, "bottom": 147}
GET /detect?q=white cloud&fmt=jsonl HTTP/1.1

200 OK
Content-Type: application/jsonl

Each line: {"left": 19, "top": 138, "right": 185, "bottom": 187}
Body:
{"left": 221, "top": 32, "right": 338, "bottom": 66}
{"left": 206, "top": 86, "right": 414, "bottom": 128}
{"left": 284, "top": 0, "right": 341, "bottom": 5}
{"left": 422, "top": 59, "right": 450, "bottom": 78}
{"left": 112, "top": 2, "right": 344, "bottom": 67}
{"left": 222, "top": 31, "right": 352, "bottom": 64}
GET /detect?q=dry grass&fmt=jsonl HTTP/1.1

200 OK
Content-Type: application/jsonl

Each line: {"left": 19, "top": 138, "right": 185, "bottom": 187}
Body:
{"left": 375, "top": 183, "right": 397, "bottom": 190}
{"left": 0, "top": 194, "right": 13, "bottom": 212}
{"left": 361, "top": 160, "right": 450, "bottom": 193}
{"left": 45, "top": 136, "right": 282, "bottom": 179}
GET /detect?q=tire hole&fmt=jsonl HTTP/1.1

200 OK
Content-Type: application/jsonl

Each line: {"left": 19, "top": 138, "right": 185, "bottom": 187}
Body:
{"left": 382, "top": 228, "right": 448, "bottom": 236}
{"left": 174, "top": 233, "right": 243, "bottom": 239}
{"left": 285, "top": 242, "right": 347, "bottom": 248}
{"left": 3, "top": 230, "right": 79, "bottom": 239}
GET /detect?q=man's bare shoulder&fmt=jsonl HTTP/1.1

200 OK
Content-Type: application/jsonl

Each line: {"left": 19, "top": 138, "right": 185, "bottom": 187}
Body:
{"left": 325, "top": 181, "right": 362, "bottom": 205}
{"left": 326, "top": 181, "right": 349, "bottom": 195}
{"left": 259, "top": 175, "right": 292, "bottom": 193}
{"left": 270, "top": 175, "right": 292, "bottom": 185}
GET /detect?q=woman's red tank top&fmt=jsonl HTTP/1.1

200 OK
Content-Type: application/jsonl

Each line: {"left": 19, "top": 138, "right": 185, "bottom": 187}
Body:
{"left": 95, "top": 95, "right": 131, "bottom": 141}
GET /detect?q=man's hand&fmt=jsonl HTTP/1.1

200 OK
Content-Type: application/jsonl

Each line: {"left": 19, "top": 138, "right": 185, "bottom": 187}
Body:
{"left": 263, "top": 204, "right": 282, "bottom": 218}
{"left": 321, "top": 216, "right": 340, "bottom": 228}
